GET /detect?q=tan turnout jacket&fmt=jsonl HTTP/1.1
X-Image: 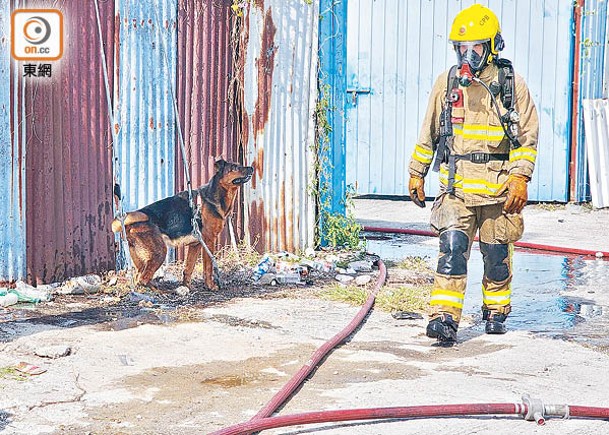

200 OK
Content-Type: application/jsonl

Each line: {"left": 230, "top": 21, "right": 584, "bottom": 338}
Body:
{"left": 409, "top": 62, "right": 539, "bottom": 207}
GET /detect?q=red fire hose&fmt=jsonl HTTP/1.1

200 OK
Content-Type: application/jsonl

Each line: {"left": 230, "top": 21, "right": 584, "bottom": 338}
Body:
{"left": 363, "top": 226, "right": 609, "bottom": 258}
{"left": 212, "top": 401, "right": 609, "bottom": 435}
{"left": 249, "top": 259, "right": 387, "bottom": 421}
{"left": 211, "top": 258, "right": 609, "bottom": 434}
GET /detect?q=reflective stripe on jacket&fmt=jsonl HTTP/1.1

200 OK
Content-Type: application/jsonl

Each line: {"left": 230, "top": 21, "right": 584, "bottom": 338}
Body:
{"left": 409, "top": 63, "right": 539, "bottom": 206}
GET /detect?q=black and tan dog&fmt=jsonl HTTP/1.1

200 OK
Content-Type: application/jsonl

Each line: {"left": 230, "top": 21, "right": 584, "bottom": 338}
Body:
{"left": 111, "top": 159, "right": 254, "bottom": 290}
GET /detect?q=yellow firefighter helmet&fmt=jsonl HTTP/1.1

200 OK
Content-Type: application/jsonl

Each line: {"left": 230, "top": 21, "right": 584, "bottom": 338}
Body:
{"left": 449, "top": 4, "right": 503, "bottom": 55}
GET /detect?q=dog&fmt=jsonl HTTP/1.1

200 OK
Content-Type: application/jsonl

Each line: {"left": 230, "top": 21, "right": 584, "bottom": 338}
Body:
{"left": 111, "top": 159, "right": 254, "bottom": 290}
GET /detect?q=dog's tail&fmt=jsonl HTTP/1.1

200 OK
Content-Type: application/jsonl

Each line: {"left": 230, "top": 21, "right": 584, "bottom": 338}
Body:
{"left": 111, "top": 211, "right": 149, "bottom": 233}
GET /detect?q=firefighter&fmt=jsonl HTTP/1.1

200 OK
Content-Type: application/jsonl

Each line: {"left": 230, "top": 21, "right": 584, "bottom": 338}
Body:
{"left": 408, "top": 4, "right": 539, "bottom": 345}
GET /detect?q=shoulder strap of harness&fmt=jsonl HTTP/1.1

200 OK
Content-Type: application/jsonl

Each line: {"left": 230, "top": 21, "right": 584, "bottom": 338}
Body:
{"left": 495, "top": 58, "right": 515, "bottom": 110}
{"left": 446, "top": 64, "right": 460, "bottom": 98}
{"left": 432, "top": 65, "right": 459, "bottom": 173}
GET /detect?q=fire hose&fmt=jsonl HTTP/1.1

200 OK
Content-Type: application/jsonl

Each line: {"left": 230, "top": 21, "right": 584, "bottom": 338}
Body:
{"left": 212, "top": 258, "right": 609, "bottom": 434}
{"left": 213, "top": 399, "right": 609, "bottom": 434}
{"left": 363, "top": 226, "right": 609, "bottom": 258}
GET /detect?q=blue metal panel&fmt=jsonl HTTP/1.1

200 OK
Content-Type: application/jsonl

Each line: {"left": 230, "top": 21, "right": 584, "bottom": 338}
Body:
{"left": 0, "top": 2, "right": 25, "bottom": 283}
{"left": 342, "top": 0, "right": 573, "bottom": 202}
{"left": 319, "top": 0, "right": 348, "bottom": 216}
{"left": 115, "top": 0, "right": 177, "bottom": 212}
{"left": 575, "top": 0, "right": 608, "bottom": 202}
{"left": 499, "top": 0, "right": 573, "bottom": 202}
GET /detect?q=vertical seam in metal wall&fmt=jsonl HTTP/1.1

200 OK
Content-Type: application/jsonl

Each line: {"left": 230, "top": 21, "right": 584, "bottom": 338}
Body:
{"left": 0, "top": 0, "right": 26, "bottom": 282}
{"left": 560, "top": 0, "right": 575, "bottom": 200}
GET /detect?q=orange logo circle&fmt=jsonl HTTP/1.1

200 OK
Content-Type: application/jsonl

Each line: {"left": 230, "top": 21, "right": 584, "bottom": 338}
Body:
{"left": 459, "top": 25, "right": 466, "bottom": 36}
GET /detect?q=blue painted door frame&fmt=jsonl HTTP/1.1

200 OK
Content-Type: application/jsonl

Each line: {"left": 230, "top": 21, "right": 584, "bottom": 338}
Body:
{"left": 318, "top": 0, "right": 348, "bottom": 217}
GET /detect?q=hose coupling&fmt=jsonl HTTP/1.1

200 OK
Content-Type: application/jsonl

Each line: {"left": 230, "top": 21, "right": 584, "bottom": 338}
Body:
{"left": 522, "top": 394, "right": 546, "bottom": 425}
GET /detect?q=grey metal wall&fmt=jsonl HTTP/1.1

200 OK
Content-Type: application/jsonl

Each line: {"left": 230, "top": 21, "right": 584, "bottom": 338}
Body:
{"left": 115, "top": 0, "right": 177, "bottom": 212}
{"left": 344, "top": 0, "right": 573, "bottom": 202}
{"left": 24, "top": 1, "right": 116, "bottom": 285}
{"left": 0, "top": 0, "right": 25, "bottom": 284}
{"left": 240, "top": 0, "right": 318, "bottom": 252}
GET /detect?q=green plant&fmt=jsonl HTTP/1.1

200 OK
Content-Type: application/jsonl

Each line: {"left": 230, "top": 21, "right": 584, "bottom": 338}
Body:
{"left": 320, "top": 185, "right": 363, "bottom": 250}
{"left": 376, "top": 285, "right": 431, "bottom": 313}
{"left": 395, "top": 256, "right": 433, "bottom": 273}
{"left": 320, "top": 284, "right": 368, "bottom": 306}
{"left": 311, "top": 83, "right": 363, "bottom": 250}
{"left": 230, "top": 0, "right": 249, "bottom": 17}
{"left": 319, "top": 284, "right": 431, "bottom": 313}
{"left": 0, "top": 366, "right": 27, "bottom": 381}
{"left": 215, "top": 239, "right": 263, "bottom": 269}
{"left": 232, "top": 0, "right": 312, "bottom": 16}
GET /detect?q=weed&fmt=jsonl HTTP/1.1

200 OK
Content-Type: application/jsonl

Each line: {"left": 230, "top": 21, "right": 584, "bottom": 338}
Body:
{"left": 215, "top": 239, "right": 262, "bottom": 269}
{"left": 0, "top": 367, "right": 27, "bottom": 382}
{"left": 319, "top": 283, "right": 431, "bottom": 314}
{"left": 395, "top": 256, "right": 433, "bottom": 273}
{"left": 376, "top": 285, "right": 431, "bottom": 313}
{"left": 311, "top": 83, "right": 363, "bottom": 250}
{"left": 320, "top": 284, "right": 368, "bottom": 306}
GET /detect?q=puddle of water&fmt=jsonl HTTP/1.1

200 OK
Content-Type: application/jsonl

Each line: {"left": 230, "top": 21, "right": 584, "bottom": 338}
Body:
{"left": 365, "top": 232, "right": 609, "bottom": 333}
{"left": 202, "top": 374, "right": 255, "bottom": 388}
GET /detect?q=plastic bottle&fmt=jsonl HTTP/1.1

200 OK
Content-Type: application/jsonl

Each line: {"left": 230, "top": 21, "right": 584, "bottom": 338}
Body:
{"left": 0, "top": 292, "right": 19, "bottom": 307}
{"left": 252, "top": 255, "right": 274, "bottom": 281}
{"left": 14, "top": 281, "right": 52, "bottom": 302}
{"left": 276, "top": 272, "right": 302, "bottom": 284}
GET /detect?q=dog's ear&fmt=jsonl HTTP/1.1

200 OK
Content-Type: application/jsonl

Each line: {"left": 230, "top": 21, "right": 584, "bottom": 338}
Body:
{"left": 214, "top": 158, "right": 227, "bottom": 172}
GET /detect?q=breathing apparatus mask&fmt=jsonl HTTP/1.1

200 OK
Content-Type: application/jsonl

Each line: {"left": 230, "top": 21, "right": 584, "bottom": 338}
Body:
{"left": 454, "top": 41, "right": 491, "bottom": 86}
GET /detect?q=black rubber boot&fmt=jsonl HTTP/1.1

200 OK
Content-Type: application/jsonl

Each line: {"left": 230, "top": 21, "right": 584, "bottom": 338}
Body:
{"left": 426, "top": 314, "right": 458, "bottom": 345}
{"left": 483, "top": 310, "right": 507, "bottom": 334}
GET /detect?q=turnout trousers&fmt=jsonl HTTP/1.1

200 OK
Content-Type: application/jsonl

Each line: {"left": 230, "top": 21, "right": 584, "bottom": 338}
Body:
{"left": 428, "top": 193, "right": 524, "bottom": 323}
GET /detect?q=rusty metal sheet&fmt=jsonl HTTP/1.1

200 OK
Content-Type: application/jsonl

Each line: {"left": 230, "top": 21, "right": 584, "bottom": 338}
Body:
{"left": 240, "top": 1, "right": 318, "bottom": 252}
{"left": 175, "top": 0, "right": 242, "bottom": 245}
{"left": 24, "top": 1, "right": 116, "bottom": 284}
{"left": 0, "top": 1, "right": 25, "bottom": 284}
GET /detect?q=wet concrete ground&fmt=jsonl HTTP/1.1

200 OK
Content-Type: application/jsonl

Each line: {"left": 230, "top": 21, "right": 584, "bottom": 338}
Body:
{"left": 0, "top": 200, "right": 607, "bottom": 433}
{"left": 365, "top": 231, "right": 609, "bottom": 349}
{"left": 1, "top": 250, "right": 609, "bottom": 433}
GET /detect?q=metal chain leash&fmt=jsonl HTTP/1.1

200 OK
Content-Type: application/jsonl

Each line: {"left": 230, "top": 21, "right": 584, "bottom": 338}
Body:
{"left": 151, "top": 7, "right": 221, "bottom": 287}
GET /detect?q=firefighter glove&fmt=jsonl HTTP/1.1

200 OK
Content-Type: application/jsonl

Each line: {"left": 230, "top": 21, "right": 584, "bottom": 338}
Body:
{"left": 496, "top": 174, "right": 529, "bottom": 214}
{"left": 409, "top": 175, "right": 426, "bottom": 208}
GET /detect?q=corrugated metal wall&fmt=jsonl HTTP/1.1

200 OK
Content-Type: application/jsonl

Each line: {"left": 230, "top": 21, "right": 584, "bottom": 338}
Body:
{"left": 0, "top": 1, "right": 25, "bottom": 284}
{"left": 115, "top": 0, "right": 177, "bottom": 212}
{"left": 342, "top": 0, "right": 573, "bottom": 202}
{"left": 1, "top": 0, "right": 245, "bottom": 283}
{"left": 176, "top": 0, "right": 236, "bottom": 189}
{"left": 175, "top": 0, "right": 243, "bottom": 243}
{"left": 241, "top": 1, "right": 318, "bottom": 252}
{"left": 25, "top": 1, "right": 116, "bottom": 284}
{"left": 575, "top": 0, "right": 608, "bottom": 202}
